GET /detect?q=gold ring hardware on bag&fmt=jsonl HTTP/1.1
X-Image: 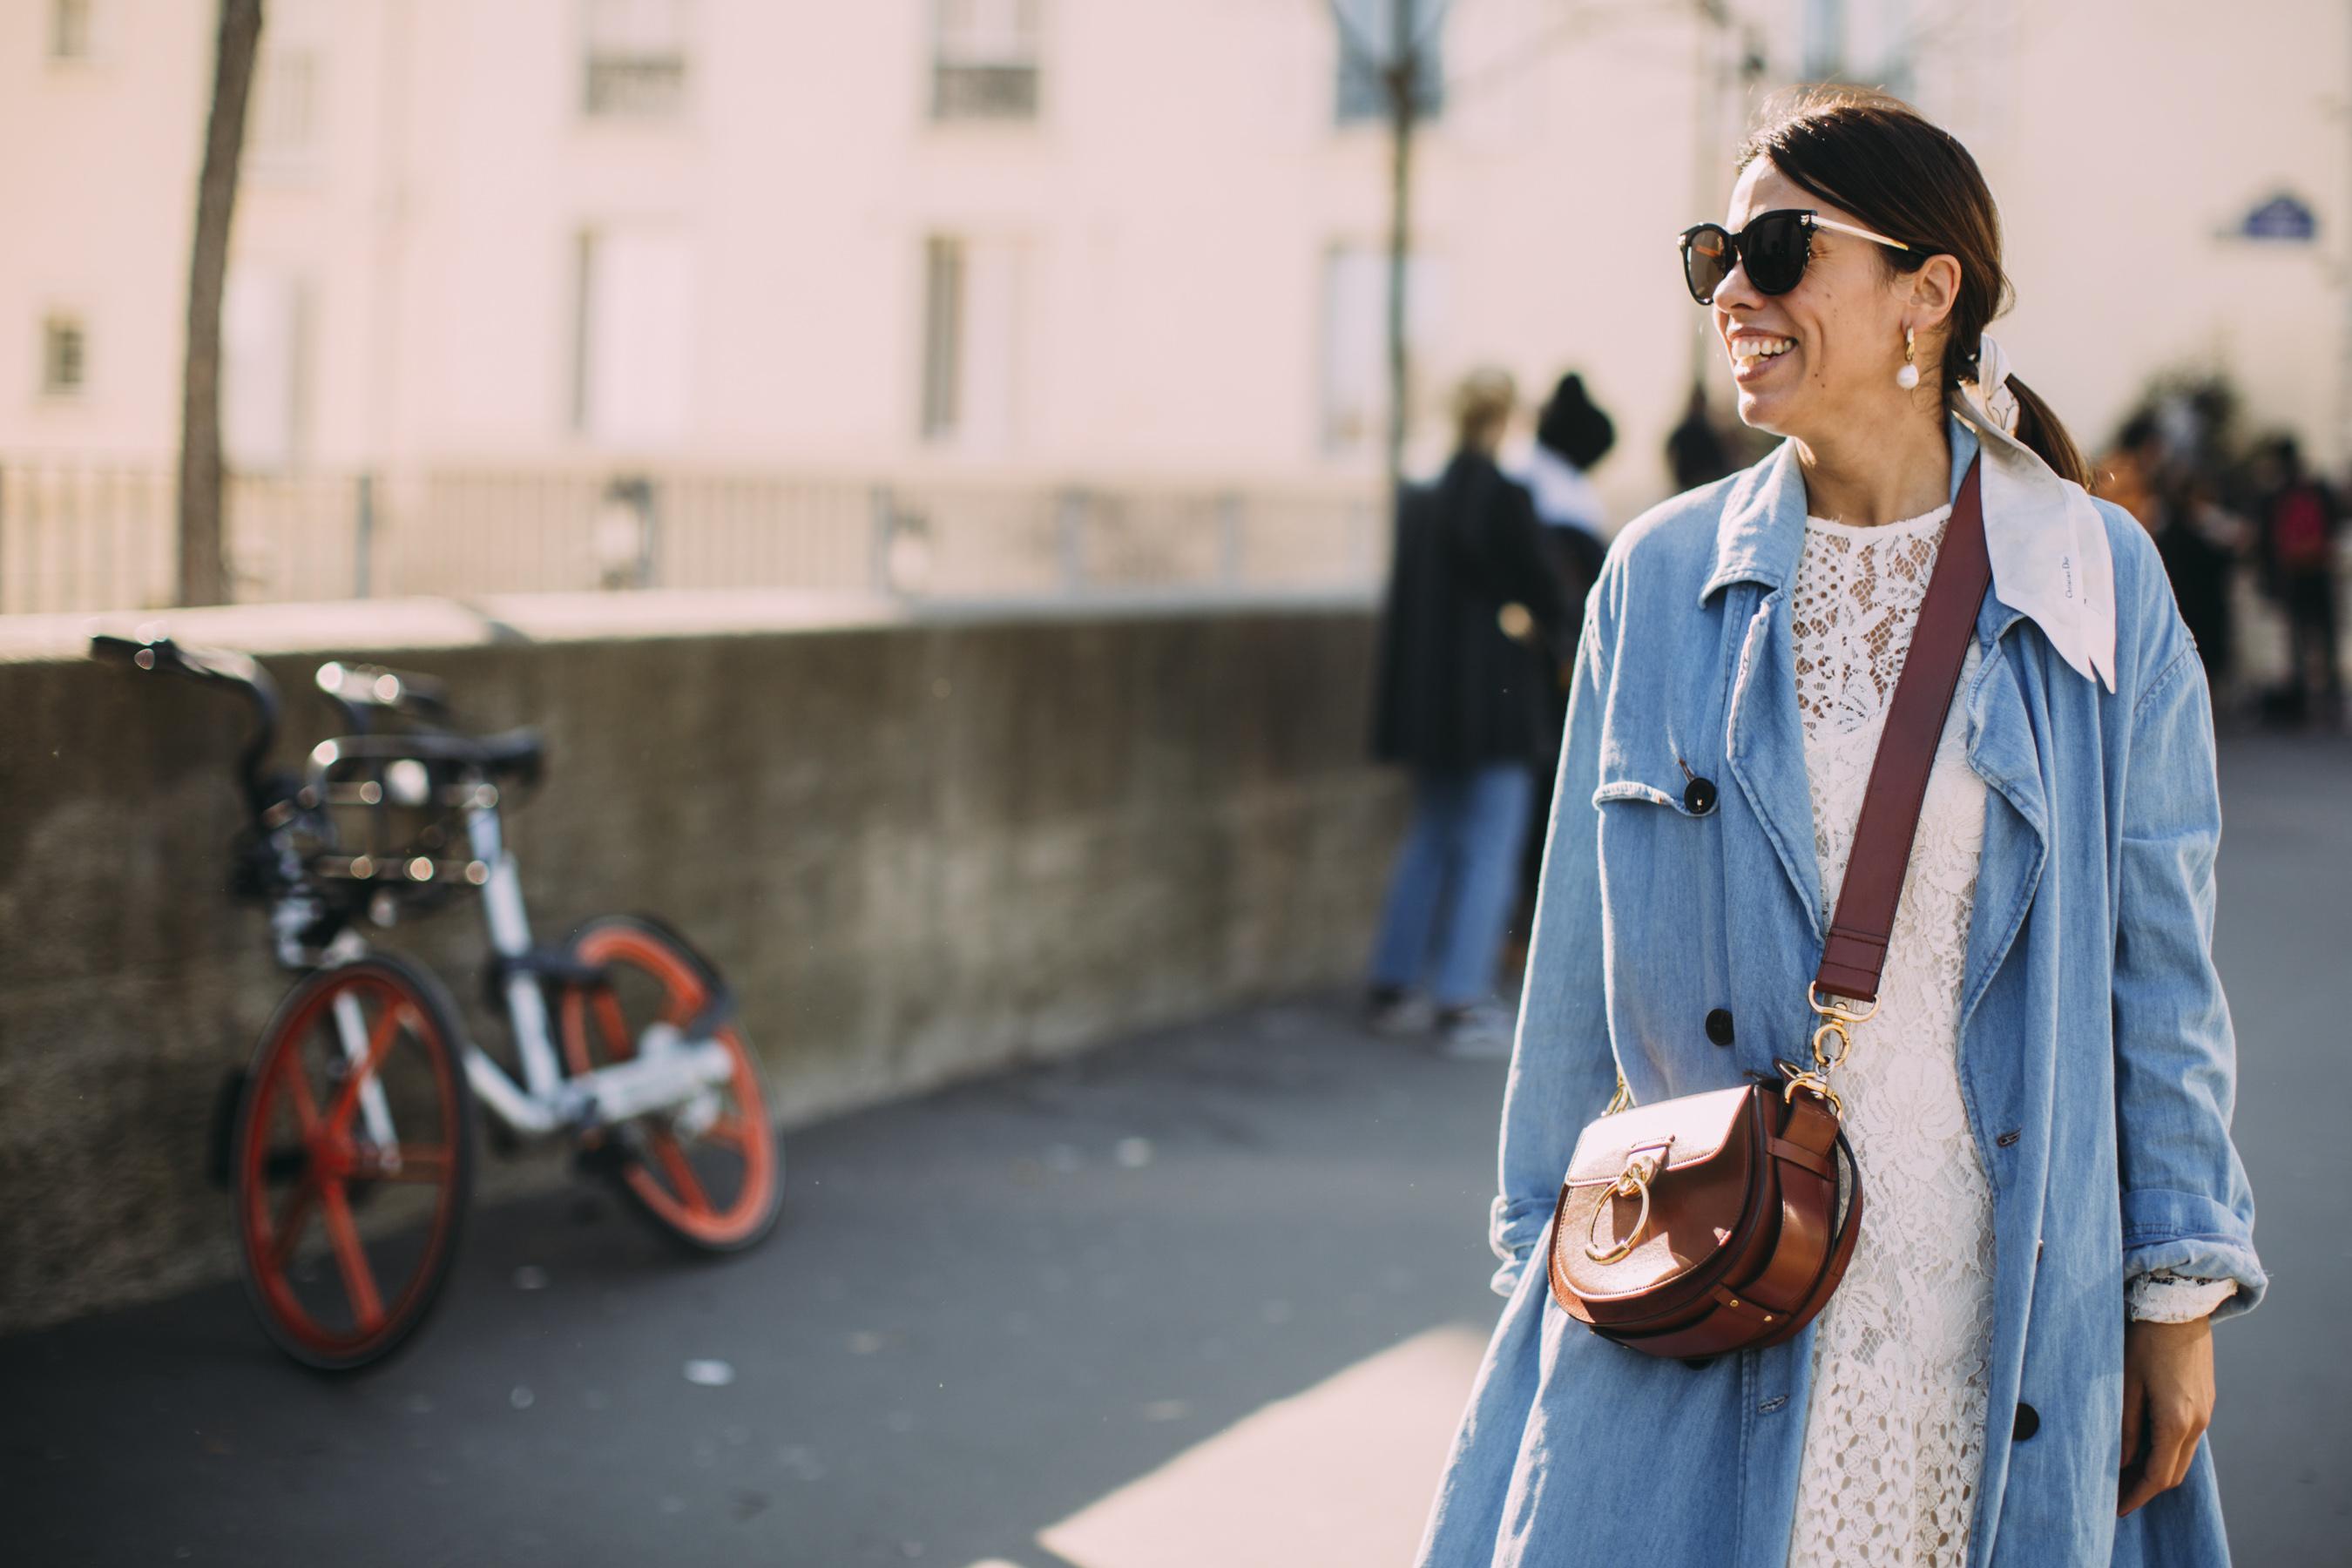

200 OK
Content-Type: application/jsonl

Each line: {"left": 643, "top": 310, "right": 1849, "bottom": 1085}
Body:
{"left": 1781, "top": 1067, "right": 1844, "bottom": 1118}
{"left": 1584, "top": 1152, "right": 1660, "bottom": 1264}
{"left": 1805, "top": 983, "right": 1877, "bottom": 1087}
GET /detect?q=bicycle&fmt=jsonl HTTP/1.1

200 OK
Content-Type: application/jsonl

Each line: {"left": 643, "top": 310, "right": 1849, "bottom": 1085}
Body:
{"left": 91, "top": 632, "right": 783, "bottom": 1371}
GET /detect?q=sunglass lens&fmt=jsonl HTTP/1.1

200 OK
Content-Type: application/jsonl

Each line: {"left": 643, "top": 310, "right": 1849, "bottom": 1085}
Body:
{"left": 1745, "top": 212, "right": 1810, "bottom": 294}
{"left": 1682, "top": 227, "right": 1733, "bottom": 304}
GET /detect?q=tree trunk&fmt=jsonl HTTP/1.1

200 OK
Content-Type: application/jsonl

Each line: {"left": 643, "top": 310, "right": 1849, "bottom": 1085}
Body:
{"left": 1382, "top": 12, "right": 1416, "bottom": 489}
{"left": 178, "top": 0, "right": 265, "bottom": 607}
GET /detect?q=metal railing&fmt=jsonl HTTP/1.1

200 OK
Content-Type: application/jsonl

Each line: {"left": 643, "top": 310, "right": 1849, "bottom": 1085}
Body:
{"left": 0, "top": 458, "right": 1385, "bottom": 615}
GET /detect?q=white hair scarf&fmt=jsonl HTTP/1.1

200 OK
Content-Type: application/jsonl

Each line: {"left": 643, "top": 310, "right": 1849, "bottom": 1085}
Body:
{"left": 1958, "top": 335, "right": 2118, "bottom": 691}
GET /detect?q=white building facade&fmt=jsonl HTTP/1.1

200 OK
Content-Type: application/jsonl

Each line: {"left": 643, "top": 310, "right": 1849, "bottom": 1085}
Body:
{"left": 0, "top": 0, "right": 2344, "bottom": 605}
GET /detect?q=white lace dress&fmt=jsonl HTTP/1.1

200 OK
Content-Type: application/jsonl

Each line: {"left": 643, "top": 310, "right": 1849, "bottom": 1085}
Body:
{"left": 1784, "top": 508, "right": 1995, "bottom": 1568}
{"left": 1781, "top": 509, "right": 2232, "bottom": 1568}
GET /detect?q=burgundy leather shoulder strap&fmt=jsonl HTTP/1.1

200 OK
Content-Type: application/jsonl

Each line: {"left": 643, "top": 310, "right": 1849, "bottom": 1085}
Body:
{"left": 1812, "top": 456, "right": 1991, "bottom": 1004}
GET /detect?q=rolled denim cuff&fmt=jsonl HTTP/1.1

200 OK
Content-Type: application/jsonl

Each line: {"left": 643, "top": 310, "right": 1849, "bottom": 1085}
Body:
{"left": 1489, "top": 1193, "right": 1551, "bottom": 1298}
{"left": 2120, "top": 1186, "right": 2267, "bottom": 1321}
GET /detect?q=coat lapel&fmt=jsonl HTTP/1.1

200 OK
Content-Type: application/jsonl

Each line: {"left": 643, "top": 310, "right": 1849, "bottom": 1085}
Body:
{"left": 1712, "top": 443, "right": 1825, "bottom": 940}
{"left": 1961, "top": 596, "right": 2051, "bottom": 1024}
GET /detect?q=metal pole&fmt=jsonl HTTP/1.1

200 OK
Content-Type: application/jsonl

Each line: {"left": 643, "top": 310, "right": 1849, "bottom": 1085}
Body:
{"left": 638, "top": 478, "right": 659, "bottom": 591}
{"left": 869, "top": 484, "right": 896, "bottom": 594}
{"left": 354, "top": 471, "right": 375, "bottom": 598}
{"left": 1058, "top": 487, "right": 1087, "bottom": 592}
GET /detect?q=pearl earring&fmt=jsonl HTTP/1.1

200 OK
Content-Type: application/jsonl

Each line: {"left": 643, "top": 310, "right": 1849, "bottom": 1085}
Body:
{"left": 1896, "top": 328, "right": 1920, "bottom": 390}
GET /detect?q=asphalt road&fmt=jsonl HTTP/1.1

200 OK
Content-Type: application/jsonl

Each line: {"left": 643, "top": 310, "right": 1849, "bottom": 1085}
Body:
{"left": 2, "top": 733, "right": 2345, "bottom": 1567}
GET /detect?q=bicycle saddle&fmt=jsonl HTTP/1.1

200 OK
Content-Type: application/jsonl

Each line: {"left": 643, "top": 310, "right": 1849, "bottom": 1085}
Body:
{"left": 474, "top": 727, "right": 545, "bottom": 787}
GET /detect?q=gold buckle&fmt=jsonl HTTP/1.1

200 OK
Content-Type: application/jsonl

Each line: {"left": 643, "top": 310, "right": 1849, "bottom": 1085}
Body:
{"left": 1804, "top": 984, "right": 1876, "bottom": 1081}
{"left": 1781, "top": 1066, "right": 1845, "bottom": 1118}
{"left": 1584, "top": 1152, "right": 1659, "bottom": 1264}
{"left": 1808, "top": 983, "right": 1878, "bottom": 1026}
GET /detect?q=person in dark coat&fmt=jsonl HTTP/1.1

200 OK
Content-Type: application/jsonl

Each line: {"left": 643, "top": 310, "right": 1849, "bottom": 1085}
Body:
{"left": 2254, "top": 436, "right": 2344, "bottom": 726}
{"left": 1666, "top": 381, "right": 1734, "bottom": 491}
{"left": 1368, "top": 368, "right": 1571, "bottom": 1057}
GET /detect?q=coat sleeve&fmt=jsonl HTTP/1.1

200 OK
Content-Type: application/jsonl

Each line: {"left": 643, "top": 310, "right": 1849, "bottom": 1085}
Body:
{"left": 1487, "top": 586, "right": 1621, "bottom": 1294}
{"left": 2109, "top": 558, "right": 2267, "bottom": 1321}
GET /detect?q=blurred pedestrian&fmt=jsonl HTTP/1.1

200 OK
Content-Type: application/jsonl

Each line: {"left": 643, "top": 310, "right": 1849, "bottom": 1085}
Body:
{"left": 1418, "top": 89, "right": 2261, "bottom": 1568}
{"left": 2099, "top": 414, "right": 2235, "bottom": 692}
{"left": 2093, "top": 412, "right": 2169, "bottom": 532}
{"left": 2254, "top": 436, "right": 2343, "bottom": 727}
{"left": 1505, "top": 372, "right": 1617, "bottom": 959}
{"left": 1521, "top": 372, "right": 1614, "bottom": 527}
{"left": 1666, "top": 382, "right": 1734, "bottom": 491}
{"left": 1368, "top": 368, "right": 1571, "bottom": 1058}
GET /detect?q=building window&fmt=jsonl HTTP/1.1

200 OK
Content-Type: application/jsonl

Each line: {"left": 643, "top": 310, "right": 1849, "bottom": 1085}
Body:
{"left": 574, "top": 228, "right": 696, "bottom": 445}
{"left": 918, "top": 234, "right": 1022, "bottom": 449}
{"left": 1801, "top": 0, "right": 1908, "bottom": 88}
{"left": 584, "top": 0, "right": 688, "bottom": 119}
{"left": 1334, "top": 0, "right": 1444, "bottom": 125}
{"left": 222, "top": 273, "right": 310, "bottom": 470}
{"left": 50, "top": 0, "right": 93, "bottom": 60}
{"left": 250, "top": 50, "right": 321, "bottom": 162}
{"left": 41, "top": 314, "right": 86, "bottom": 395}
{"left": 931, "top": 0, "right": 1039, "bottom": 122}
{"left": 1320, "top": 245, "right": 1443, "bottom": 455}
{"left": 920, "top": 239, "right": 963, "bottom": 438}
{"left": 1801, "top": 0, "right": 1844, "bottom": 79}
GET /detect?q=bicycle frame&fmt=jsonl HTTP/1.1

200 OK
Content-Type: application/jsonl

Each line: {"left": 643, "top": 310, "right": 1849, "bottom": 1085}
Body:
{"left": 456, "top": 803, "right": 735, "bottom": 1138}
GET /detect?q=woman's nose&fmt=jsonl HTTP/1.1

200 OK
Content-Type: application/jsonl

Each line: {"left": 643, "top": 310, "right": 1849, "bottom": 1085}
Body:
{"left": 1712, "top": 253, "right": 1764, "bottom": 312}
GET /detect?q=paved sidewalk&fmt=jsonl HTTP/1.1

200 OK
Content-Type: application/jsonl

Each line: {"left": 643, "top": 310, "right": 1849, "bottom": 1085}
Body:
{"left": 1, "top": 734, "right": 2344, "bottom": 1568}
{"left": 2204, "top": 734, "right": 2352, "bottom": 1565}
{"left": 0, "top": 1000, "right": 1511, "bottom": 1568}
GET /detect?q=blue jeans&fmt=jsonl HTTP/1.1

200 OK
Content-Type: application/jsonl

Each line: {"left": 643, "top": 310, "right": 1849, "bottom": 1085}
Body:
{"left": 1369, "top": 762, "right": 1534, "bottom": 1009}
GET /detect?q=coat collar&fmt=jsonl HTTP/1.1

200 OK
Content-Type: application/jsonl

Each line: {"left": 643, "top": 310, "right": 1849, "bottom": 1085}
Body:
{"left": 1700, "top": 417, "right": 2114, "bottom": 693}
{"left": 1701, "top": 419, "right": 1984, "bottom": 601}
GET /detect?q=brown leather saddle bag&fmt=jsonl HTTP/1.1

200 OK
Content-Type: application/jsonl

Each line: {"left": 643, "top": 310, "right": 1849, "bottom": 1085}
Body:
{"left": 1549, "top": 1081, "right": 1861, "bottom": 1357}
{"left": 1547, "top": 456, "right": 1990, "bottom": 1359}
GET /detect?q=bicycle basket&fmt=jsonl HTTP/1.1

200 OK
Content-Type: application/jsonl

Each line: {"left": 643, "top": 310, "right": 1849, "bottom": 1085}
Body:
{"left": 297, "top": 733, "right": 498, "bottom": 913}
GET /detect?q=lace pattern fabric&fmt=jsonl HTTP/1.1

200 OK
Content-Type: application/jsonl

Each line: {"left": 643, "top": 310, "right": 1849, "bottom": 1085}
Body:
{"left": 1785, "top": 509, "right": 1997, "bottom": 1568}
{"left": 2129, "top": 1272, "right": 2237, "bottom": 1322}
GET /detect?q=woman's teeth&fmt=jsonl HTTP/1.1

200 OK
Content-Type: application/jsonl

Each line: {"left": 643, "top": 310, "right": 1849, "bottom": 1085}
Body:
{"left": 1732, "top": 337, "right": 1794, "bottom": 369}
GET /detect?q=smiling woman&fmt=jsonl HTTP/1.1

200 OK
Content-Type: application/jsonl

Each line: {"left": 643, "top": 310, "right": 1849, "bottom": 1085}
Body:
{"left": 1718, "top": 94, "right": 2090, "bottom": 504}
{"left": 1414, "top": 89, "right": 2261, "bottom": 1568}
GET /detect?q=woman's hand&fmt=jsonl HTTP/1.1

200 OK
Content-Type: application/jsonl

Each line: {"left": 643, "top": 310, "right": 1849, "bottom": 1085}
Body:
{"left": 2118, "top": 1315, "right": 2215, "bottom": 1516}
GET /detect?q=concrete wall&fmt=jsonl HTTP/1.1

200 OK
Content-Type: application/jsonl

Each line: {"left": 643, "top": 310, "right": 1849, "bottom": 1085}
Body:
{"left": 0, "top": 600, "right": 1403, "bottom": 1335}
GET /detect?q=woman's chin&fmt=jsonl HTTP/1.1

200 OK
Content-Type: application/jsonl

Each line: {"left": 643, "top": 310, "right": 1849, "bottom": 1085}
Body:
{"left": 1733, "top": 386, "right": 1788, "bottom": 435}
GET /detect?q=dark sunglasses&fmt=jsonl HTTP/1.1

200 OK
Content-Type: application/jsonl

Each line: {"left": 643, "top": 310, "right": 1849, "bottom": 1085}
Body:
{"left": 1678, "top": 208, "right": 1913, "bottom": 305}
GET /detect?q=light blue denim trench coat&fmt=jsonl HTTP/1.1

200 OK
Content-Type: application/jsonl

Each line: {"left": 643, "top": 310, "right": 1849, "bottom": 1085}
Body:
{"left": 1416, "top": 420, "right": 2265, "bottom": 1568}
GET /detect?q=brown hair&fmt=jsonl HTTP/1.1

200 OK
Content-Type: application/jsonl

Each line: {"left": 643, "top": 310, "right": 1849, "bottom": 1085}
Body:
{"left": 1737, "top": 87, "right": 2090, "bottom": 487}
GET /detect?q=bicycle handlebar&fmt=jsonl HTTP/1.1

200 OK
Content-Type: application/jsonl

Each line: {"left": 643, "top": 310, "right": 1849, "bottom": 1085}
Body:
{"left": 90, "top": 633, "right": 283, "bottom": 814}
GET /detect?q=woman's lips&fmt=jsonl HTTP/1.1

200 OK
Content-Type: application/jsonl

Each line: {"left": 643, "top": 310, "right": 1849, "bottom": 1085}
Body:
{"left": 1727, "top": 334, "right": 1794, "bottom": 383}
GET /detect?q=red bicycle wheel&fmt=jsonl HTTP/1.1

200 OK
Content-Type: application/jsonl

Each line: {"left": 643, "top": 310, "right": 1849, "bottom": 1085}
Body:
{"left": 558, "top": 916, "right": 781, "bottom": 1252}
{"left": 232, "top": 956, "right": 474, "bottom": 1371}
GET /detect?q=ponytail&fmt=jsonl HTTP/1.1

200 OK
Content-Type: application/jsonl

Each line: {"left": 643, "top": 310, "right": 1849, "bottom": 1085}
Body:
{"left": 2003, "top": 375, "right": 2091, "bottom": 489}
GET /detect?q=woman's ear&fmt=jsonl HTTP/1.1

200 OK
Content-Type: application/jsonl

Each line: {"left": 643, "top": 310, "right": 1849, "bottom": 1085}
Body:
{"left": 1906, "top": 254, "right": 1963, "bottom": 331}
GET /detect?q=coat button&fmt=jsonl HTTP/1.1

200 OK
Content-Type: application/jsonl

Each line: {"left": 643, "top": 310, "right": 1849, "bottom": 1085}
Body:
{"left": 1705, "top": 1009, "right": 1735, "bottom": 1047}
{"left": 2012, "top": 1402, "right": 2040, "bottom": 1441}
{"left": 1683, "top": 776, "right": 1718, "bottom": 815}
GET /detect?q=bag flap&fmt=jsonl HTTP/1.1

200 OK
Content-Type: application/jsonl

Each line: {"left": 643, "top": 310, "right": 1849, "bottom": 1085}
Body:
{"left": 1565, "top": 1085, "right": 1755, "bottom": 1186}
